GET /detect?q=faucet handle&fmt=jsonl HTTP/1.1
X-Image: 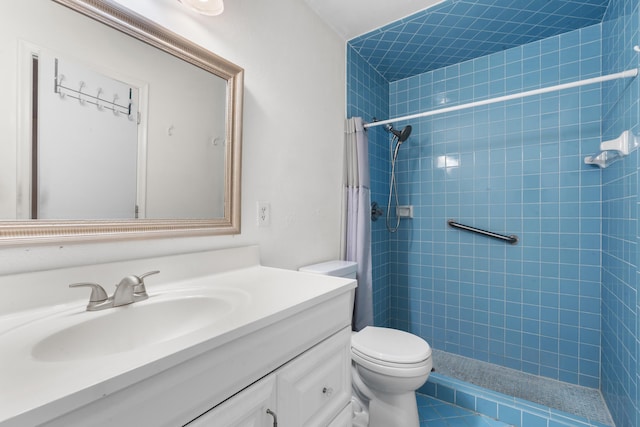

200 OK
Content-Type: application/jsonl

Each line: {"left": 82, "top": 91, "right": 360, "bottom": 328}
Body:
{"left": 112, "top": 271, "right": 160, "bottom": 307}
{"left": 132, "top": 270, "right": 160, "bottom": 298}
{"left": 139, "top": 270, "right": 160, "bottom": 281}
{"left": 69, "top": 282, "right": 109, "bottom": 310}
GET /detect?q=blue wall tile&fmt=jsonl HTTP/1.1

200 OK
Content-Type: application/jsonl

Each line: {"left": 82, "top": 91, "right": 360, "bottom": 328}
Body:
{"left": 600, "top": 0, "right": 640, "bottom": 424}
{"left": 384, "top": 25, "right": 602, "bottom": 386}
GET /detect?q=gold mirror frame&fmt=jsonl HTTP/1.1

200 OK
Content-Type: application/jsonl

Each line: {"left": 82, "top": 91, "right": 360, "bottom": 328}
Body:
{"left": 0, "top": 0, "right": 243, "bottom": 246}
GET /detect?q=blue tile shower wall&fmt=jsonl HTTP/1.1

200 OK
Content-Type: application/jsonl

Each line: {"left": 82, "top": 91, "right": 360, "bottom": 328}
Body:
{"left": 348, "top": 0, "right": 609, "bottom": 81}
{"left": 346, "top": 46, "right": 391, "bottom": 327}
{"left": 348, "top": 3, "right": 640, "bottom": 424}
{"left": 386, "top": 25, "right": 603, "bottom": 387}
{"left": 601, "top": 0, "right": 640, "bottom": 425}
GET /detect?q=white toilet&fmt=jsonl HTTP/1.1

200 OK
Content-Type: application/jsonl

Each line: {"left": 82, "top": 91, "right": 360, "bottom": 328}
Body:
{"left": 299, "top": 261, "right": 432, "bottom": 427}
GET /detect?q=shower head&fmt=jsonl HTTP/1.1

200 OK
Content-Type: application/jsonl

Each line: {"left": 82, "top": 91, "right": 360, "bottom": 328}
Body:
{"left": 385, "top": 124, "right": 412, "bottom": 143}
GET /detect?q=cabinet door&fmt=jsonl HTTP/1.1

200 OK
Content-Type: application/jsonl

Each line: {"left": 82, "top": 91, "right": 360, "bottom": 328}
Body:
{"left": 186, "top": 375, "right": 277, "bottom": 427}
{"left": 327, "top": 403, "right": 353, "bottom": 427}
{"left": 276, "top": 327, "right": 351, "bottom": 426}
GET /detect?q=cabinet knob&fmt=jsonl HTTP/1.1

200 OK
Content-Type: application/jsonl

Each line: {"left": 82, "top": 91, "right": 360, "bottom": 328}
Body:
{"left": 266, "top": 408, "right": 278, "bottom": 426}
{"left": 322, "top": 386, "right": 334, "bottom": 397}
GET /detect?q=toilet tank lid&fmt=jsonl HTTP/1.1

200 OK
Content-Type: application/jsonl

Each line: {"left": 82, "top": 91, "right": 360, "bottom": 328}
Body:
{"left": 352, "top": 326, "right": 431, "bottom": 364}
{"left": 298, "top": 260, "right": 357, "bottom": 276}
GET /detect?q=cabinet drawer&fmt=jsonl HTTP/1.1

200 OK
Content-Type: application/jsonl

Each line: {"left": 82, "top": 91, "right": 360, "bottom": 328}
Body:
{"left": 277, "top": 327, "right": 351, "bottom": 427}
{"left": 186, "top": 375, "right": 276, "bottom": 427}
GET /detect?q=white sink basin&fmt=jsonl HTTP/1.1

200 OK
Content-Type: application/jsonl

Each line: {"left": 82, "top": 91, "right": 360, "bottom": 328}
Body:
{"left": 31, "top": 290, "right": 248, "bottom": 362}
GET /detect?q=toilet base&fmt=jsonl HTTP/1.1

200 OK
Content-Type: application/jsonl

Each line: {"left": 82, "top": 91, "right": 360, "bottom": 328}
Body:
{"left": 351, "top": 391, "right": 419, "bottom": 427}
{"left": 368, "top": 390, "right": 419, "bottom": 427}
{"left": 352, "top": 366, "right": 421, "bottom": 427}
{"left": 351, "top": 396, "right": 369, "bottom": 427}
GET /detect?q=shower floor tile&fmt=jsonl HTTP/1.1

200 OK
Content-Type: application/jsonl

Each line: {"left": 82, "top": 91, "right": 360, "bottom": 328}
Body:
{"left": 418, "top": 394, "right": 513, "bottom": 427}
{"left": 431, "top": 350, "right": 614, "bottom": 426}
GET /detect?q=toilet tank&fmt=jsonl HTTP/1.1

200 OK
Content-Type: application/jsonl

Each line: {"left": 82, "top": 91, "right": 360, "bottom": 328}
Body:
{"left": 300, "top": 260, "right": 357, "bottom": 329}
{"left": 299, "top": 260, "right": 357, "bottom": 279}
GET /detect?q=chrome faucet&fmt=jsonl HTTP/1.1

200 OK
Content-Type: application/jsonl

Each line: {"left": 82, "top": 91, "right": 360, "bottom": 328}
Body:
{"left": 70, "top": 270, "right": 160, "bottom": 311}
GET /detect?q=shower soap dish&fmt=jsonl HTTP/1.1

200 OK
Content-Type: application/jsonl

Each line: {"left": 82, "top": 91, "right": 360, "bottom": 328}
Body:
{"left": 396, "top": 205, "right": 414, "bottom": 218}
{"left": 584, "top": 130, "right": 639, "bottom": 168}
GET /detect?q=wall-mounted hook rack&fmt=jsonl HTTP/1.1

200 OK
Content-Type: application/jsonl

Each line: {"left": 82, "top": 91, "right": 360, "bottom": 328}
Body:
{"left": 96, "top": 88, "right": 104, "bottom": 111}
{"left": 112, "top": 94, "right": 120, "bottom": 116}
{"left": 53, "top": 58, "right": 132, "bottom": 118}
{"left": 77, "top": 81, "right": 86, "bottom": 105}
{"left": 57, "top": 74, "right": 66, "bottom": 99}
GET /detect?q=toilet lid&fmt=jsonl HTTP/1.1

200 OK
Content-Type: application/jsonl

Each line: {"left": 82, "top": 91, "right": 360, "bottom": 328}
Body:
{"left": 351, "top": 326, "right": 431, "bottom": 364}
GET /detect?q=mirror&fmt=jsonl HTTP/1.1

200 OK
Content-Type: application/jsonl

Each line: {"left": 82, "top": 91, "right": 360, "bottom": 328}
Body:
{"left": 0, "top": 0, "right": 243, "bottom": 244}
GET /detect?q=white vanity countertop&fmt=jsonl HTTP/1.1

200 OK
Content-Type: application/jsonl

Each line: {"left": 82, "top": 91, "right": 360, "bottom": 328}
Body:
{"left": 0, "top": 247, "right": 356, "bottom": 426}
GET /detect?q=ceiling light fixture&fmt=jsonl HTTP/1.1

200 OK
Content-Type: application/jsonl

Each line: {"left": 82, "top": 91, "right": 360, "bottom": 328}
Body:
{"left": 178, "top": 0, "right": 224, "bottom": 16}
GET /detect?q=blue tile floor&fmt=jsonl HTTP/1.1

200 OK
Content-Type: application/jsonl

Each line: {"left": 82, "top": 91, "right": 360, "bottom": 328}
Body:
{"left": 418, "top": 394, "right": 512, "bottom": 427}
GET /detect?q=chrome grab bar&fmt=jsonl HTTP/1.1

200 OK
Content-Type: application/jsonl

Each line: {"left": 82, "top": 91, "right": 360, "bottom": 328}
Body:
{"left": 448, "top": 219, "right": 518, "bottom": 245}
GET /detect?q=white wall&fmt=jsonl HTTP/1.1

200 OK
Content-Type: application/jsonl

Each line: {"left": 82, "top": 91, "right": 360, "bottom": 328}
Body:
{"left": 0, "top": 0, "right": 346, "bottom": 274}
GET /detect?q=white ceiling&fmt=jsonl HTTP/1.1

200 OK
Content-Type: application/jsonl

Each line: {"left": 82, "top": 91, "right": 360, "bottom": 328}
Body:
{"left": 303, "top": 0, "right": 446, "bottom": 40}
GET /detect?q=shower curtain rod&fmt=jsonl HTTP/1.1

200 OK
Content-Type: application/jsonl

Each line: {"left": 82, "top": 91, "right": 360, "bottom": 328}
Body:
{"left": 364, "top": 68, "right": 638, "bottom": 129}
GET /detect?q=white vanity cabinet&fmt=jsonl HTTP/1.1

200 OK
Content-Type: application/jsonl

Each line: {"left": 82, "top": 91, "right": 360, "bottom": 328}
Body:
{"left": 187, "top": 327, "right": 352, "bottom": 427}
{"left": 0, "top": 247, "right": 357, "bottom": 427}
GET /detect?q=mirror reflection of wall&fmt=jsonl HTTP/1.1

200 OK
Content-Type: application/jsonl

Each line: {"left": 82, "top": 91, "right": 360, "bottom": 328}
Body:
{"left": 145, "top": 58, "right": 227, "bottom": 220}
{"left": 1, "top": 0, "right": 228, "bottom": 222}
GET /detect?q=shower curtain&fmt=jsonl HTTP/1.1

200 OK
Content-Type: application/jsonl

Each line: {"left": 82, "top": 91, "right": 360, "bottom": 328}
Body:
{"left": 344, "top": 117, "right": 373, "bottom": 331}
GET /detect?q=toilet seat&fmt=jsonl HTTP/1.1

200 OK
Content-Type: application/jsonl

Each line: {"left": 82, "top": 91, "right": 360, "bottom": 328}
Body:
{"left": 351, "top": 347, "right": 429, "bottom": 369}
{"left": 351, "top": 326, "right": 432, "bottom": 364}
{"left": 352, "top": 348, "right": 432, "bottom": 378}
{"left": 351, "top": 327, "right": 432, "bottom": 377}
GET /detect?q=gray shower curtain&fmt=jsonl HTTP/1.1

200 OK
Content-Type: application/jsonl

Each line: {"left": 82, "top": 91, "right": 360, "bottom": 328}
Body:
{"left": 344, "top": 117, "right": 373, "bottom": 331}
